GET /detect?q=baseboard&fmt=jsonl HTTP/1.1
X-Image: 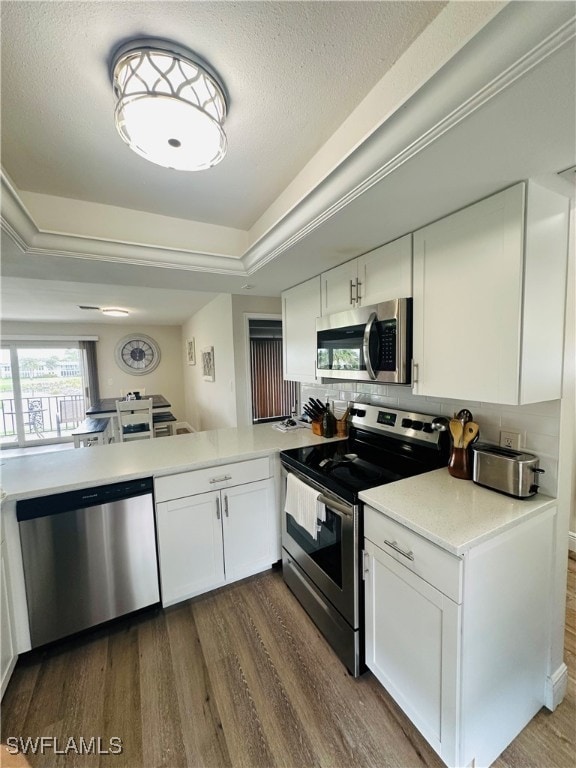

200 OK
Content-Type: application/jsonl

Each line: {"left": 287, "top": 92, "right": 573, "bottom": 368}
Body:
{"left": 545, "top": 663, "right": 568, "bottom": 711}
{"left": 568, "top": 531, "right": 576, "bottom": 557}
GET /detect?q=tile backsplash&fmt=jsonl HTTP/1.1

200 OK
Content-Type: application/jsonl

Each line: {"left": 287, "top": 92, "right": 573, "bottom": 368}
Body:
{"left": 301, "top": 382, "right": 561, "bottom": 497}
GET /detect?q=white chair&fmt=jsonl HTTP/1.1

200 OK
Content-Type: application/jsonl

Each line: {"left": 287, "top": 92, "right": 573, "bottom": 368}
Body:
{"left": 115, "top": 398, "right": 154, "bottom": 442}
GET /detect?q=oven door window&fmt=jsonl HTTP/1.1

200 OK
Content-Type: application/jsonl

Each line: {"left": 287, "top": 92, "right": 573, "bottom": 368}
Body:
{"left": 286, "top": 507, "right": 342, "bottom": 588}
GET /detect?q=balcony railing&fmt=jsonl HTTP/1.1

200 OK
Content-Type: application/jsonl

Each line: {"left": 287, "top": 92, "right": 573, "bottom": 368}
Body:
{"left": 0, "top": 394, "right": 85, "bottom": 442}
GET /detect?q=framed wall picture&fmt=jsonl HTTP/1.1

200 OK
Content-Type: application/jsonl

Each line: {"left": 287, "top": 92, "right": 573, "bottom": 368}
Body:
{"left": 186, "top": 338, "right": 196, "bottom": 365}
{"left": 202, "top": 346, "right": 215, "bottom": 381}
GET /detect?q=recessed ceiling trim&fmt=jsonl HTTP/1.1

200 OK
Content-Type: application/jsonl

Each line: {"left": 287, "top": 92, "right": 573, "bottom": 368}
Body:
{"left": 2, "top": 4, "right": 574, "bottom": 279}
{"left": 241, "top": 10, "right": 576, "bottom": 273}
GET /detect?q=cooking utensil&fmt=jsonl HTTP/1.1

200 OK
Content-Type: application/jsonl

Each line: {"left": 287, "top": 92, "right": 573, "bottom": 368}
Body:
{"left": 456, "top": 409, "right": 473, "bottom": 427}
{"left": 449, "top": 418, "right": 464, "bottom": 448}
{"left": 462, "top": 421, "right": 479, "bottom": 448}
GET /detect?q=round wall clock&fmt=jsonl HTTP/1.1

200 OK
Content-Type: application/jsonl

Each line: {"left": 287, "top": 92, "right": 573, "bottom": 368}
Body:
{"left": 115, "top": 334, "right": 161, "bottom": 375}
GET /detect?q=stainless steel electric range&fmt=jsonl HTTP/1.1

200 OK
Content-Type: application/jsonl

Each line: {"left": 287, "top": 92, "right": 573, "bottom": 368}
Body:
{"left": 280, "top": 403, "right": 450, "bottom": 676}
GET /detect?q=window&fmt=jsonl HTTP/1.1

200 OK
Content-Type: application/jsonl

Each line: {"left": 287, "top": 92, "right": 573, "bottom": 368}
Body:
{"left": 0, "top": 342, "right": 98, "bottom": 447}
{"left": 249, "top": 319, "right": 298, "bottom": 422}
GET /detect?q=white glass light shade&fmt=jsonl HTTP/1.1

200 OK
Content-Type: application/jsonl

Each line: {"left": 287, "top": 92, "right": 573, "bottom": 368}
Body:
{"left": 112, "top": 44, "right": 227, "bottom": 171}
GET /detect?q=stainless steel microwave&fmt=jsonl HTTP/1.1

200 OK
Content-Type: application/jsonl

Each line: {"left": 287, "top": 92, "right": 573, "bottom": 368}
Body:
{"left": 316, "top": 298, "right": 412, "bottom": 383}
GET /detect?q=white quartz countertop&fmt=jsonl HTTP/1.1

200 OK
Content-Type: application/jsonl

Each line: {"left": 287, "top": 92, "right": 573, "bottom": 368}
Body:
{"left": 0, "top": 425, "right": 338, "bottom": 502}
{"left": 359, "top": 468, "right": 556, "bottom": 556}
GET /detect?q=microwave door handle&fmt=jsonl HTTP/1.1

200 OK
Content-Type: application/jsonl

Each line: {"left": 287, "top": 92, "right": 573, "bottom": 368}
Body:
{"left": 362, "top": 311, "right": 378, "bottom": 380}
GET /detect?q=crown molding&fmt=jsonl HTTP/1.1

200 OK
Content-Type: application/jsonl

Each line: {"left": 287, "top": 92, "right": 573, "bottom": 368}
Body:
{"left": 241, "top": 8, "right": 576, "bottom": 274}
{"left": 2, "top": 4, "right": 574, "bottom": 279}
{"left": 0, "top": 173, "right": 248, "bottom": 275}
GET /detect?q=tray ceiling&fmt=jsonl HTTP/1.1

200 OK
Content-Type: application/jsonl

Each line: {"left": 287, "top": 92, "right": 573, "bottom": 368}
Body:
{"left": 1, "top": 1, "right": 575, "bottom": 324}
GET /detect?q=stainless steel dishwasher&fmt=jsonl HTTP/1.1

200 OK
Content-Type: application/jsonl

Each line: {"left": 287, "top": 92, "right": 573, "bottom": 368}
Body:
{"left": 17, "top": 477, "right": 160, "bottom": 648}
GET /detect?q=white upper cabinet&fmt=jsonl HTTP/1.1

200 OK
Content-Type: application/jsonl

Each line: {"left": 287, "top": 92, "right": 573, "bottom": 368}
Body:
{"left": 358, "top": 234, "right": 413, "bottom": 308}
{"left": 282, "top": 276, "right": 321, "bottom": 382}
{"left": 321, "top": 234, "right": 413, "bottom": 315}
{"left": 321, "top": 260, "right": 358, "bottom": 315}
{"left": 412, "top": 182, "right": 569, "bottom": 404}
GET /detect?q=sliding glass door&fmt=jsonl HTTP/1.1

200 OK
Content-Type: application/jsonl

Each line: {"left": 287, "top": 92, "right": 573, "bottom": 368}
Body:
{"left": 0, "top": 344, "right": 90, "bottom": 447}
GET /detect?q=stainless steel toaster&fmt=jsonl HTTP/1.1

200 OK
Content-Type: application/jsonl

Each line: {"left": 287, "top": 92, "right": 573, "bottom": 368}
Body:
{"left": 471, "top": 443, "right": 544, "bottom": 498}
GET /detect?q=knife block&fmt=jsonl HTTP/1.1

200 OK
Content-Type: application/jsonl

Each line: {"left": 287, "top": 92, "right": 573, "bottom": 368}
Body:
{"left": 311, "top": 421, "right": 323, "bottom": 436}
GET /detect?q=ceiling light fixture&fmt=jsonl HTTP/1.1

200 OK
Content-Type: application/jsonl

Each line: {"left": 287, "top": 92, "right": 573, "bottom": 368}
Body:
{"left": 111, "top": 38, "right": 228, "bottom": 171}
{"left": 102, "top": 308, "right": 130, "bottom": 317}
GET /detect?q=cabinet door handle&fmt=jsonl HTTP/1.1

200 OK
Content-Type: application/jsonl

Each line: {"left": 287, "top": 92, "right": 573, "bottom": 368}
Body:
{"left": 210, "top": 474, "right": 232, "bottom": 484}
{"left": 355, "top": 278, "right": 362, "bottom": 305}
{"left": 224, "top": 495, "right": 229, "bottom": 517}
{"left": 350, "top": 279, "right": 355, "bottom": 306}
{"left": 384, "top": 539, "right": 414, "bottom": 561}
{"left": 216, "top": 497, "right": 221, "bottom": 520}
{"left": 362, "top": 550, "right": 370, "bottom": 580}
{"left": 412, "top": 361, "right": 419, "bottom": 384}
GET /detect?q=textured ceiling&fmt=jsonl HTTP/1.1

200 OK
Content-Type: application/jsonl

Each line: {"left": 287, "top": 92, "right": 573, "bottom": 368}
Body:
{"left": 2, "top": 1, "right": 574, "bottom": 325}
{"left": 0, "top": 0, "right": 445, "bottom": 229}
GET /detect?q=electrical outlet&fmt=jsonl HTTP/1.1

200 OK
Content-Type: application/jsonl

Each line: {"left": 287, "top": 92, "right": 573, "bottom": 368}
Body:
{"left": 500, "top": 430, "right": 520, "bottom": 450}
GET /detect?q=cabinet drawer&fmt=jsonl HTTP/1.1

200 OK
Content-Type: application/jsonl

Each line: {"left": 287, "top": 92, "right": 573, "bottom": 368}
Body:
{"left": 364, "top": 506, "right": 462, "bottom": 603}
{"left": 155, "top": 457, "right": 271, "bottom": 503}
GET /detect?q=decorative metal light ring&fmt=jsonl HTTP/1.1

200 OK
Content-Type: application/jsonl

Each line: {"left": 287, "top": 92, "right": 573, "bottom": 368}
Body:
{"left": 110, "top": 38, "right": 228, "bottom": 171}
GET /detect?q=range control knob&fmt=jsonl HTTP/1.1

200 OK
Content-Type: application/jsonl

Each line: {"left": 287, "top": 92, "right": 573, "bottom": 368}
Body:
{"left": 411, "top": 420, "right": 424, "bottom": 431}
{"left": 401, "top": 418, "right": 412, "bottom": 428}
{"left": 355, "top": 409, "right": 366, "bottom": 417}
{"left": 422, "top": 422, "right": 433, "bottom": 433}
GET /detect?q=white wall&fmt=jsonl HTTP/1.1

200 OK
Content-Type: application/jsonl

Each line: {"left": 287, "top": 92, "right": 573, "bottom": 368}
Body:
{"left": 182, "top": 294, "right": 236, "bottom": 431}
{"left": 231, "top": 295, "right": 282, "bottom": 427}
{"left": 181, "top": 294, "right": 282, "bottom": 430}
{"left": 1, "top": 321, "right": 186, "bottom": 421}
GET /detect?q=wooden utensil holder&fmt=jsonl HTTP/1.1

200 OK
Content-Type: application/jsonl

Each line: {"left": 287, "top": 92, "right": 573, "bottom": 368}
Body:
{"left": 335, "top": 418, "right": 347, "bottom": 438}
{"left": 448, "top": 446, "right": 472, "bottom": 479}
{"left": 311, "top": 421, "right": 323, "bottom": 436}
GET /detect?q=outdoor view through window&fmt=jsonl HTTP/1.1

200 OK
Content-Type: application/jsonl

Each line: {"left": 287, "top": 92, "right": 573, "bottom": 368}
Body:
{"left": 0, "top": 346, "right": 87, "bottom": 447}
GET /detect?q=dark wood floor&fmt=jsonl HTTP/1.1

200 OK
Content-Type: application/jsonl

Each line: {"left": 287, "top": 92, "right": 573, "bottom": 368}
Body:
{"left": 2, "top": 560, "right": 575, "bottom": 768}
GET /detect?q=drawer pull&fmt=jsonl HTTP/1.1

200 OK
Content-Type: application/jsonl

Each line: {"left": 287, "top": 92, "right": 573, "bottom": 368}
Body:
{"left": 384, "top": 539, "right": 415, "bottom": 561}
{"left": 209, "top": 474, "right": 232, "bottom": 484}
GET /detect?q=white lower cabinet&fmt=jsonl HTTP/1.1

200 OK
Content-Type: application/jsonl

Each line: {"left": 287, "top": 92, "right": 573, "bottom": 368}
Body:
{"left": 155, "top": 459, "right": 277, "bottom": 606}
{"left": 364, "top": 504, "right": 556, "bottom": 768}
{"left": 365, "top": 539, "right": 460, "bottom": 759}
{"left": 1, "top": 537, "right": 18, "bottom": 697}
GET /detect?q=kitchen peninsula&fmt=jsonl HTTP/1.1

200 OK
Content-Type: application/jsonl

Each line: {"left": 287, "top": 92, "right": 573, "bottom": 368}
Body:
{"left": 1, "top": 424, "right": 330, "bottom": 502}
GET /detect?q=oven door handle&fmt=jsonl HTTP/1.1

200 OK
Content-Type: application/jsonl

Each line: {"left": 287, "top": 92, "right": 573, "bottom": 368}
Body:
{"left": 282, "top": 466, "right": 355, "bottom": 519}
{"left": 318, "top": 494, "right": 353, "bottom": 518}
{"left": 362, "top": 311, "right": 377, "bottom": 380}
